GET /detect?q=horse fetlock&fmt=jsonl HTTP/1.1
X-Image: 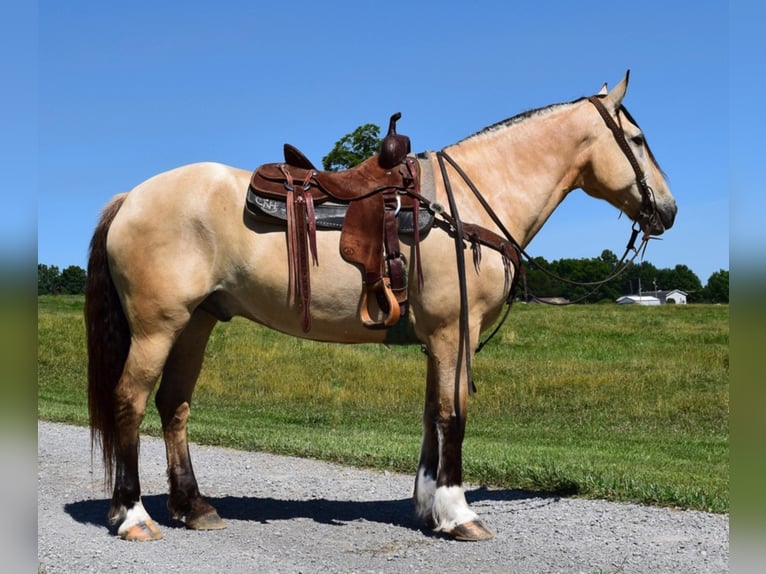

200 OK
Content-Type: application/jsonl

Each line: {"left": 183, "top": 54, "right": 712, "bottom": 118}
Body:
{"left": 166, "top": 483, "right": 194, "bottom": 516}
{"left": 414, "top": 468, "right": 481, "bottom": 536}
{"left": 413, "top": 467, "right": 437, "bottom": 523}
{"left": 107, "top": 502, "right": 127, "bottom": 526}
{"left": 430, "top": 485, "right": 480, "bottom": 534}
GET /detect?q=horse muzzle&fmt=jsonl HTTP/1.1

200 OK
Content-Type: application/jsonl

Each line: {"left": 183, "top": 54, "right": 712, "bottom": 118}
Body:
{"left": 641, "top": 197, "right": 677, "bottom": 236}
{"left": 657, "top": 197, "right": 677, "bottom": 233}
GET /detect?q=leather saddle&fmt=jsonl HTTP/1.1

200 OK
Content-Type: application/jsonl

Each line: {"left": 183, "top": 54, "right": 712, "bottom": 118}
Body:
{"left": 247, "top": 113, "right": 432, "bottom": 333}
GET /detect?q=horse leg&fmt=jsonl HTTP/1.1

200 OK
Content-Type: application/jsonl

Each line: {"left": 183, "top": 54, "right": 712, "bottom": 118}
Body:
{"left": 108, "top": 329, "right": 181, "bottom": 541}
{"left": 154, "top": 308, "right": 225, "bottom": 530}
{"left": 413, "top": 334, "right": 494, "bottom": 541}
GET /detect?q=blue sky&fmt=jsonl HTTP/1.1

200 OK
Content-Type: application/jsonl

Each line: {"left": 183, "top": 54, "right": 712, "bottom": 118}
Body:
{"left": 30, "top": 1, "right": 736, "bottom": 285}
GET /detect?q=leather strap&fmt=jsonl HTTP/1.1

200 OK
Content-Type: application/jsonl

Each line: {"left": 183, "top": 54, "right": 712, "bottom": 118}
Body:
{"left": 358, "top": 190, "right": 405, "bottom": 330}
{"left": 404, "top": 157, "right": 425, "bottom": 290}
{"left": 587, "top": 96, "right": 658, "bottom": 228}
{"left": 436, "top": 151, "right": 476, "bottom": 395}
{"left": 282, "top": 165, "right": 316, "bottom": 332}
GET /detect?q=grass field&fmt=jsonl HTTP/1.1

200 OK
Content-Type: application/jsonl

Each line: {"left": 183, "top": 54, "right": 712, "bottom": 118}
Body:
{"left": 38, "top": 295, "right": 729, "bottom": 513}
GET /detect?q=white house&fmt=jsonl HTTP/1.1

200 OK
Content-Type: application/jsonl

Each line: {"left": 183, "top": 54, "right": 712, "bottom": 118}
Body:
{"left": 641, "top": 289, "right": 688, "bottom": 304}
{"left": 616, "top": 295, "right": 661, "bottom": 306}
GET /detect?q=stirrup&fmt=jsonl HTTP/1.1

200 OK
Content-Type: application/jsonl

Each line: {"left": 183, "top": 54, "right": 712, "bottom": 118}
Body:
{"left": 359, "top": 279, "right": 401, "bottom": 329}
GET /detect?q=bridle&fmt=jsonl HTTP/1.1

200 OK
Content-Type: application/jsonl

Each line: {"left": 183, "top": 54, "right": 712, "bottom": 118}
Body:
{"left": 434, "top": 95, "right": 663, "bottom": 300}
{"left": 587, "top": 95, "right": 662, "bottom": 239}
{"left": 510, "top": 96, "right": 664, "bottom": 299}
{"left": 420, "top": 94, "right": 665, "bottom": 392}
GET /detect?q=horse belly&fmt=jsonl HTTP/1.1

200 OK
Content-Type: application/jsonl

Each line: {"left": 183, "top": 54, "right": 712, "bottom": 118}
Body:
{"left": 230, "top": 228, "right": 394, "bottom": 343}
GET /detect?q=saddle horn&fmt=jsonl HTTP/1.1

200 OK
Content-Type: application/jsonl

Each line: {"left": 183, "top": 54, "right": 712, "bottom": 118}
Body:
{"left": 379, "top": 112, "right": 411, "bottom": 169}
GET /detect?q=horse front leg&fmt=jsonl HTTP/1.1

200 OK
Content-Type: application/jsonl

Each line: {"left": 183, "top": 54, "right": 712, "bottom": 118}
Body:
{"left": 155, "top": 309, "right": 225, "bottom": 531}
{"left": 413, "top": 335, "right": 494, "bottom": 541}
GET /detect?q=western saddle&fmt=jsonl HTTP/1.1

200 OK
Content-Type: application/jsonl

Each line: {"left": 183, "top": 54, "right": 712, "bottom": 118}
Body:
{"left": 247, "top": 113, "right": 431, "bottom": 333}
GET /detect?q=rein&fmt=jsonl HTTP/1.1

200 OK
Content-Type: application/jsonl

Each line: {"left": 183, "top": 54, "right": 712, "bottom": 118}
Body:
{"left": 433, "top": 96, "right": 662, "bottom": 305}
{"left": 409, "top": 95, "right": 662, "bottom": 393}
{"left": 435, "top": 149, "right": 647, "bottom": 306}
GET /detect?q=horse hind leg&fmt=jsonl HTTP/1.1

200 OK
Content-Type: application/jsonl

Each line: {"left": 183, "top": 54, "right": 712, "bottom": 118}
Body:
{"left": 108, "top": 329, "right": 182, "bottom": 541}
{"left": 155, "top": 308, "right": 225, "bottom": 531}
{"left": 414, "top": 335, "right": 494, "bottom": 541}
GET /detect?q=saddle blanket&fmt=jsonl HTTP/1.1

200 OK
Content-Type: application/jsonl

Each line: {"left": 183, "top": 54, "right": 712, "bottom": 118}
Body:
{"left": 245, "top": 152, "right": 437, "bottom": 235}
{"left": 246, "top": 190, "right": 434, "bottom": 234}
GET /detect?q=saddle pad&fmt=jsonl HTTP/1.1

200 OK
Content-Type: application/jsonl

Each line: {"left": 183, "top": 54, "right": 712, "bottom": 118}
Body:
{"left": 245, "top": 153, "right": 437, "bottom": 235}
{"left": 245, "top": 189, "right": 434, "bottom": 235}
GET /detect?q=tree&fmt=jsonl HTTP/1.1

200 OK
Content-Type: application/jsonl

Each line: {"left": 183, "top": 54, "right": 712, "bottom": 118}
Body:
{"left": 37, "top": 263, "right": 87, "bottom": 294}
{"left": 60, "top": 265, "right": 87, "bottom": 294}
{"left": 617, "top": 260, "right": 660, "bottom": 297}
{"left": 38, "top": 264, "right": 61, "bottom": 294}
{"left": 599, "top": 249, "right": 619, "bottom": 267}
{"left": 656, "top": 264, "right": 704, "bottom": 302}
{"left": 522, "top": 256, "right": 554, "bottom": 300}
{"left": 704, "top": 269, "right": 729, "bottom": 303}
{"left": 322, "top": 123, "right": 382, "bottom": 171}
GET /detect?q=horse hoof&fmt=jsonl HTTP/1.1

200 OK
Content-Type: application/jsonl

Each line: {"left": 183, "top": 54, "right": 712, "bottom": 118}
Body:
{"left": 186, "top": 509, "right": 226, "bottom": 531}
{"left": 120, "top": 519, "right": 163, "bottom": 541}
{"left": 449, "top": 519, "right": 495, "bottom": 541}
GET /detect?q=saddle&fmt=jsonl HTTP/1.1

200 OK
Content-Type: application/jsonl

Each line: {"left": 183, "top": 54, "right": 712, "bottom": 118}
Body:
{"left": 247, "top": 113, "right": 431, "bottom": 333}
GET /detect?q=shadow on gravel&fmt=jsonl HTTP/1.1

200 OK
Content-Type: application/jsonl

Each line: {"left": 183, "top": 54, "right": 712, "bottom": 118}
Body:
{"left": 64, "top": 486, "right": 547, "bottom": 533}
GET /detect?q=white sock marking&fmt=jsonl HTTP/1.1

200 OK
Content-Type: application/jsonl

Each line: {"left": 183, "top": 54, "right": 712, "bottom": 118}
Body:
{"left": 116, "top": 499, "right": 152, "bottom": 536}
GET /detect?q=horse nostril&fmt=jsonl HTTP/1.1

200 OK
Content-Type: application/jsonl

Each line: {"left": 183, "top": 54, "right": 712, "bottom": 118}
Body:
{"left": 661, "top": 202, "right": 677, "bottom": 230}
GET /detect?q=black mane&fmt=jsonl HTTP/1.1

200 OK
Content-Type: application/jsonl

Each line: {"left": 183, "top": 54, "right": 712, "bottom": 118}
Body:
{"left": 458, "top": 97, "right": 586, "bottom": 143}
{"left": 458, "top": 96, "right": 665, "bottom": 175}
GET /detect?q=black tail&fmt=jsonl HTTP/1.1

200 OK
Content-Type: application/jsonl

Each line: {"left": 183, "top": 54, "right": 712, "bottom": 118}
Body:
{"left": 85, "top": 193, "right": 129, "bottom": 489}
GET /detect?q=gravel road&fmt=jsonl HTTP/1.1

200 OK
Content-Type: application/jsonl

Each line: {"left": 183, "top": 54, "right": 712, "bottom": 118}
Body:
{"left": 38, "top": 421, "right": 728, "bottom": 573}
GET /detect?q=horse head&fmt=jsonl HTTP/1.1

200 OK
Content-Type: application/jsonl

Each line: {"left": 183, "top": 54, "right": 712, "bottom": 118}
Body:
{"left": 580, "top": 71, "right": 677, "bottom": 237}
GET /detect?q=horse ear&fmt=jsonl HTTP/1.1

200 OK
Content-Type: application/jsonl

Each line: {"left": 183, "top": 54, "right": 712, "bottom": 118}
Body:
{"left": 604, "top": 70, "right": 630, "bottom": 111}
{"left": 598, "top": 83, "right": 608, "bottom": 95}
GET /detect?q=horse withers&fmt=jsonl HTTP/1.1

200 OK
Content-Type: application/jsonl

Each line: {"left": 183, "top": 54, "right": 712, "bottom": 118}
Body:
{"left": 86, "top": 72, "right": 676, "bottom": 541}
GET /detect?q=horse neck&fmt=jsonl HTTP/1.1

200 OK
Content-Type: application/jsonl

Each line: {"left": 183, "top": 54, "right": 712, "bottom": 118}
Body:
{"left": 439, "top": 102, "right": 590, "bottom": 248}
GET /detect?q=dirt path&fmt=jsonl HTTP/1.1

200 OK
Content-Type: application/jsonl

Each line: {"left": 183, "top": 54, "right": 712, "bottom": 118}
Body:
{"left": 38, "top": 422, "right": 728, "bottom": 573}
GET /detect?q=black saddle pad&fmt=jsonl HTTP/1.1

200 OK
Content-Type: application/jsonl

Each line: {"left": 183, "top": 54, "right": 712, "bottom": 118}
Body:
{"left": 245, "top": 187, "right": 434, "bottom": 235}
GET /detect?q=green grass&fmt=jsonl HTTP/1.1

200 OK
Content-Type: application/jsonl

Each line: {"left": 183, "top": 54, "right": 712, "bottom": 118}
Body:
{"left": 38, "top": 295, "right": 728, "bottom": 512}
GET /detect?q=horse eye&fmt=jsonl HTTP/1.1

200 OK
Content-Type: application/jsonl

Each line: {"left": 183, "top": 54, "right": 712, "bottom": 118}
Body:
{"left": 631, "top": 135, "right": 645, "bottom": 146}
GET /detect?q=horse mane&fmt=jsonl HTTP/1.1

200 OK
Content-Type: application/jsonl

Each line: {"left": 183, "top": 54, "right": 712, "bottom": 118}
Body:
{"left": 457, "top": 97, "right": 665, "bottom": 176}
{"left": 457, "top": 98, "right": 587, "bottom": 143}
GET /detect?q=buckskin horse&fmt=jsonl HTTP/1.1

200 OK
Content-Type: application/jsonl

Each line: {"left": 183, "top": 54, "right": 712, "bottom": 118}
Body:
{"left": 86, "top": 72, "right": 676, "bottom": 542}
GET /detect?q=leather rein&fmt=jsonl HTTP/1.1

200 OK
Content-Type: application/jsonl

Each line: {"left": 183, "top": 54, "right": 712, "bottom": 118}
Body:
{"left": 520, "top": 96, "right": 662, "bottom": 302}
{"left": 433, "top": 96, "right": 661, "bottom": 305}
{"left": 404, "top": 95, "right": 662, "bottom": 393}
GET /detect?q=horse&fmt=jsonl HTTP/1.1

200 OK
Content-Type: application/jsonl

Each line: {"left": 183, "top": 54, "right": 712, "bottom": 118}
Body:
{"left": 85, "top": 72, "right": 676, "bottom": 542}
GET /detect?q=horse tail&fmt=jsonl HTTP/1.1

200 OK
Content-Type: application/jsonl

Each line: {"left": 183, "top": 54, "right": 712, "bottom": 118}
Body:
{"left": 85, "top": 193, "right": 129, "bottom": 488}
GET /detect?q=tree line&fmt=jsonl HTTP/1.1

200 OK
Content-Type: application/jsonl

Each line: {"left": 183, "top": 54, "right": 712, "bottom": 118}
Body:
{"left": 521, "top": 250, "right": 728, "bottom": 303}
{"left": 37, "top": 264, "right": 87, "bottom": 295}
{"left": 38, "top": 257, "right": 728, "bottom": 302}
